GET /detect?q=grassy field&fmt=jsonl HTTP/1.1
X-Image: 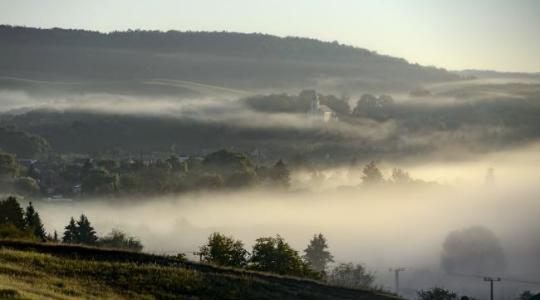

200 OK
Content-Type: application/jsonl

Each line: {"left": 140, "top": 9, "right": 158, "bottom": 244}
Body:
{"left": 0, "top": 240, "right": 401, "bottom": 300}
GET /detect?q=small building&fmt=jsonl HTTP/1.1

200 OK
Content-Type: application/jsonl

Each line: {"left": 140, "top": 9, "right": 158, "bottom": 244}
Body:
{"left": 307, "top": 93, "right": 338, "bottom": 122}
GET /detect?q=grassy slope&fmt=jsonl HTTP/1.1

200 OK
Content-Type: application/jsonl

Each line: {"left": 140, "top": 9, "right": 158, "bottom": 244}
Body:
{"left": 0, "top": 240, "right": 401, "bottom": 300}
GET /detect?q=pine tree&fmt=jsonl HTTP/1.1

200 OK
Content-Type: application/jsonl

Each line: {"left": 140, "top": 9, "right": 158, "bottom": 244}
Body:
{"left": 76, "top": 214, "right": 98, "bottom": 245}
{"left": 0, "top": 196, "right": 26, "bottom": 230}
{"left": 270, "top": 159, "right": 290, "bottom": 187}
{"left": 24, "top": 202, "right": 47, "bottom": 240}
{"left": 63, "top": 217, "right": 78, "bottom": 244}
{"left": 362, "top": 161, "right": 384, "bottom": 184}
{"left": 303, "top": 233, "right": 334, "bottom": 273}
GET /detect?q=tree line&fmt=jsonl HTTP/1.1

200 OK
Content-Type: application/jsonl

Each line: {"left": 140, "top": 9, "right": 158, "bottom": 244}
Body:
{"left": 1, "top": 196, "right": 536, "bottom": 299}
{"left": 196, "top": 232, "right": 375, "bottom": 289}
{"left": 0, "top": 196, "right": 142, "bottom": 251}
{"left": 1, "top": 143, "right": 431, "bottom": 199}
{"left": 0, "top": 149, "right": 292, "bottom": 198}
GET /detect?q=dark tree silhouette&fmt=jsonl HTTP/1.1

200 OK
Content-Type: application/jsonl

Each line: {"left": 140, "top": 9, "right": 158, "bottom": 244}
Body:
{"left": 62, "top": 217, "right": 78, "bottom": 244}
{"left": 362, "top": 161, "right": 384, "bottom": 185}
{"left": 303, "top": 233, "right": 334, "bottom": 273}
{"left": 0, "top": 196, "right": 25, "bottom": 230}
{"left": 270, "top": 159, "right": 291, "bottom": 187}
{"left": 76, "top": 214, "right": 98, "bottom": 245}
{"left": 441, "top": 226, "right": 506, "bottom": 275}
{"left": 417, "top": 287, "right": 458, "bottom": 300}
{"left": 24, "top": 202, "right": 46, "bottom": 240}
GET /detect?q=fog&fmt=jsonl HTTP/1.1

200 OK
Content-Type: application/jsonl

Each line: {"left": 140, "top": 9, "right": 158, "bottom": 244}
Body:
{"left": 31, "top": 142, "right": 540, "bottom": 299}
{"left": 2, "top": 76, "right": 539, "bottom": 298}
{"left": 0, "top": 88, "right": 400, "bottom": 142}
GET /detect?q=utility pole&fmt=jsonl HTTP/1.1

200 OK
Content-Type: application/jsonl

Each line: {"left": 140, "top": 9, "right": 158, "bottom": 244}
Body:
{"left": 483, "top": 277, "right": 501, "bottom": 300}
{"left": 389, "top": 267, "right": 405, "bottom": 295}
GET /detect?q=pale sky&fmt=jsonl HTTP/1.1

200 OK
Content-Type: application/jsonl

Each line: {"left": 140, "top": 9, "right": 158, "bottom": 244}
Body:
{"left": 1, "top": 0, "right": 539, "bottom": 72}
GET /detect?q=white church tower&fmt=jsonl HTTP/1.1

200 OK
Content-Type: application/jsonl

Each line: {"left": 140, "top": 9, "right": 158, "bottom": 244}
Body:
{"left": 307, "top": 92, "right": 338, "bottom": 122}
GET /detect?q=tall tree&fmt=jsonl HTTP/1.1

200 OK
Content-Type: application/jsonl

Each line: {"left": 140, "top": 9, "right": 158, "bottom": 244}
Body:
{"left": 391, "top": 168, "right": 412, "bottom": 184}
{"left": 24, "top": 202, "right": 46, "bottom": 240}
{"left": 0, "top": 151, "right": 18, "bottom": 182}
{"left": 362, "top": 161, "right": 384, "bottom": 185}
{"left": 303, "top": 233, "right": 334, "bottom": 273}
{"left": 270, "top": 159, "right": 291, "bottom": 187}
{"left": 0, "top": 196, "right": 25, "bottom": 230}
{"left": 62, "top": 217, "right": 78, "bottom": 244}
{"left": 76, "top": 214, "right": 98, "bottom": 245}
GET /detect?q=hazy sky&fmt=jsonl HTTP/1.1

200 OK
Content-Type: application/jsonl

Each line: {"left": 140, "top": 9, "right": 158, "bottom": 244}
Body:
{"left": 1, "top": 0, "right": 539, "bottom": 72}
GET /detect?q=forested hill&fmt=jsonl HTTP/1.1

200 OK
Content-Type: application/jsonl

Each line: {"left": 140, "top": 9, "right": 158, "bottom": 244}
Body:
{"left": 1, "top": 25, "right": 387, "bottom": 62}
{"left": 0, "top": 25, "right": 459, "bottom": 92}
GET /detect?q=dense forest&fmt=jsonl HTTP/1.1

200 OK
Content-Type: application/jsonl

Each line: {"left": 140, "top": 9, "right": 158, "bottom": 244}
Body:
{"left": 0, "top": 25, "right": 460, "bottom": 93}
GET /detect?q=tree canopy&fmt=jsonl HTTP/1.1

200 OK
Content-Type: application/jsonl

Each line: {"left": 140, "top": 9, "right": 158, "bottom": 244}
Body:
{"left": 198, "top": 232, "right": 249, "bottom": 267}
{"left": 250, "top": 235, "right": 320, "bottom": 279}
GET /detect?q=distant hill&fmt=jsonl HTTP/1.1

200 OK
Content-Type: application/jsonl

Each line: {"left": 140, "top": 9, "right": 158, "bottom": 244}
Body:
{"left": 0, "top": 239, "right": 400, "bottom": 300}
{"left": 0, "top": 25, "right": 460, "bottom": 94}
{"left": 457, "top": 69, "right": 540, "bottom": 79}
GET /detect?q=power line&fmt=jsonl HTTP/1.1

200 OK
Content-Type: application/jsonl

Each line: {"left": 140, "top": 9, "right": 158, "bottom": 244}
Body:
{"left": 499, "top": 277, "right": 540, "bottom": 286}
{"left": 447, "top": 272, "right": 540, "bottom": 286}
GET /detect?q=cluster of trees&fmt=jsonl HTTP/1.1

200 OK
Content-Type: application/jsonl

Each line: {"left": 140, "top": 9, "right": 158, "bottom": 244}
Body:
{"left": 0, "top": 146, "right": 293, "bottom": 198}
{"left": 0, "top": 127, "right": 51, "bottom": 158}
{"left": 244, "top": 90, "right": 351, "bottom": 115}
{"left": 0, "top": 196, "right": 143, "bottom": 251}
{"left": 349, "top": 159, "right": 427, "bottom": 186}
{"left": 415, "top": 288, "right": 538, "bottom": 300}
{"left": 89, "top": 150, "right": 290, "bottom": 195}
{"left": 197, "top": 233, "right": 320, "bottom": 279}
{"left": 244, "top": 90, "right": 398, "bottom": 122}
{"left": 196, "top": 232, "right": 375, "bottom": 288}
{"left": 0, "top": 150, "right": 40, "bottom": 197}
{"left": 0, "top": 197, "right": 46, "bottom": 240}
{"left": 416, "top": 287, "right": 476, "bottom": 300}
{"left": 352, "top": 94, "right": 395, "bottom": 121}
{"left": 33, "top": 149, "right": 290, "bottom": 197}
{"left": 62, "top": 214, "right": 143, "bottom": 251}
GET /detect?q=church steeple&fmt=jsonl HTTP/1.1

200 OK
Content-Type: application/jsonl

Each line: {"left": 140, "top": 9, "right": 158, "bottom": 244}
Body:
{"left": 309, "top": 93, "right": 320, "bottom": 113}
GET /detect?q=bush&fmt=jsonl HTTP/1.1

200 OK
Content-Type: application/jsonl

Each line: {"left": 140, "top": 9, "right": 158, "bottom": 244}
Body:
{"left": 98, "top": 229, "right": 143, "bottom": 252}
{"left": 0, "top": 224, "right": 34, "bottom": 240}
{"left": 417, "top": 287, "right": 458, "bottom": 300}
{"left": 328, "top": 263, "right": 374, "bottom": 289}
